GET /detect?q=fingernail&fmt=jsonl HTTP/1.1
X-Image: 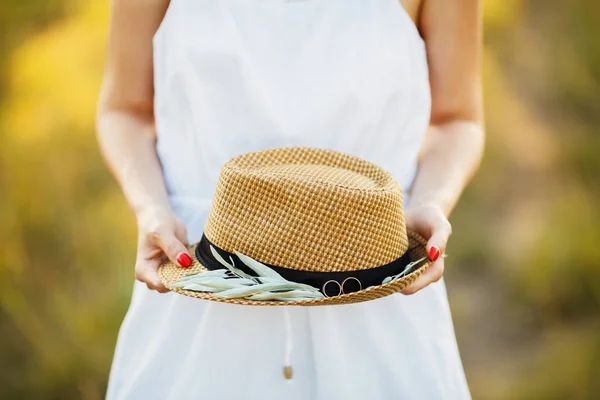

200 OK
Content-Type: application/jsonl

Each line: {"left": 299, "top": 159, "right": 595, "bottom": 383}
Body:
{"left": 176, "top": 252, "right": 192, "bottom": 268}
{"left": 428, "top": 246, "right": 440, "bottom": 262}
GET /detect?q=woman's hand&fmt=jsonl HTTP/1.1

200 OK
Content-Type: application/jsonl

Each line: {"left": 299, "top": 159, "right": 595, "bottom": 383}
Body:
{"left": 134, "top": 207, "right": 191, "bottom": 293}
{"left": 401, "top": 203, "right": 452, "bottom": 295}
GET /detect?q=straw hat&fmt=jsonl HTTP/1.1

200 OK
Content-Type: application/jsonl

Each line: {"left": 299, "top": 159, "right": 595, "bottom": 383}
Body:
{"left": 159, "top": 147, "right": 430, "bottom": 306}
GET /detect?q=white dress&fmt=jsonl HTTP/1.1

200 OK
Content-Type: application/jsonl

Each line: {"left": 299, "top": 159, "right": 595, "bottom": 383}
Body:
{"left": 106, "top": 0, "right": 471, "bottom": 399}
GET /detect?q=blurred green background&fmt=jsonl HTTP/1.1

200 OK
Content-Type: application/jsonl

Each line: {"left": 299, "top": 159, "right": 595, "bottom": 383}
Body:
{"left": 0, "top": 1, "right": 599, "bottom": 399}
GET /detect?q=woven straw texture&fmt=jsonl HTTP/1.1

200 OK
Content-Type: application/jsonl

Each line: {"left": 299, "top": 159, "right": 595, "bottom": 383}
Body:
{"left": 159, "top": 231, "right": 430, "bottom": 306}
{"left": 205, "top": 147, "right": 408, "bottom": 273}
{"left": 159, "top": 147, "right": 428, "bottom": 306}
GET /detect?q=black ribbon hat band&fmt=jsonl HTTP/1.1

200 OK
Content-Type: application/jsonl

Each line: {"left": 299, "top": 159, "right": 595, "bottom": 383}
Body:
{"left": 196, "top": 234, "right": 422, "bottom": 296}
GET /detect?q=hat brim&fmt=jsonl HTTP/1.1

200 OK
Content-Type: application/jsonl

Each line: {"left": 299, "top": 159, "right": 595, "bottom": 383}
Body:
{"left": 158, "top": 230, "right": 431, "bottom": 306}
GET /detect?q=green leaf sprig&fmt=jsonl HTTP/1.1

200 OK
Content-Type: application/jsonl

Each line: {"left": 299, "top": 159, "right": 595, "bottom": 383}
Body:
{"left": 169, "top": 246, "right": 325, "bottom": 301}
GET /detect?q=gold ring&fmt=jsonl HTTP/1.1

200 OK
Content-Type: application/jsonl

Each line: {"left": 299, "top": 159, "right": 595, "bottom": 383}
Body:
{"left": 322, "top": 280, "right": 342, "bottom": 297}
{"left": 341, "top": 277, "right": 362, "bottom": 294}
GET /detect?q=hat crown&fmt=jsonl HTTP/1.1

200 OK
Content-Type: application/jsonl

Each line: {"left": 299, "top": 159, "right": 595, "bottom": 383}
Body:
{"left": 204, "top": 147, "right": 408, "bottom": 273}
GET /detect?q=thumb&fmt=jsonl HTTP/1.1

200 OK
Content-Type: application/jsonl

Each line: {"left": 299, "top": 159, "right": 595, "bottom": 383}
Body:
{"left": 427, "top": 220, "right": 452, "bottom": 262}
{"left": 156, "top": 229, "right": 193, "bottom": 268}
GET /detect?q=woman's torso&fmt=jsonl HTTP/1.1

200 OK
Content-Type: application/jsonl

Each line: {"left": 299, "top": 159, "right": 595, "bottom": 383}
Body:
{"left": 153, "top": 0, "right": 430, "bottom": 235}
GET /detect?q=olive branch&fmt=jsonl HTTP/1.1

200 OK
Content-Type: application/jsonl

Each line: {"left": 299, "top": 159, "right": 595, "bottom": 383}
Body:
{"left": 169, "top": 246, "right": 325, "bottom": 301}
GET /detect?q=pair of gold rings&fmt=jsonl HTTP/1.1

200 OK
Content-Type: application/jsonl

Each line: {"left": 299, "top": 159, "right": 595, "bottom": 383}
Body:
{"left": 322, "top": 277, "right": 363, "bottom": 297}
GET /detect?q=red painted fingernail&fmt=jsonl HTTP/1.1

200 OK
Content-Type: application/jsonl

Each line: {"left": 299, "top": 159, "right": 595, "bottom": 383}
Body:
{"left": 428, "top": 246, "right": 440, "bottom": 262}
{"left": 176, "top": 252, "right": 192, "bottom": 268}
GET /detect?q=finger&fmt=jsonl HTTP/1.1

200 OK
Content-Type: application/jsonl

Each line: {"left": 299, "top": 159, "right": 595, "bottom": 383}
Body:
{"left": 400, "top": 260, "right": 444, "bottom": 295}
{"left": 405, "top": 212, "right": 434, "bottom": 238}
{"left": 135, "top": 259, "right": 169, "bottom": 293}
{"left": 174, "top": 220, "right": 189, "bottom": 247}
{"left": 427, "top": 220, "right": 452, "bottom": 262}
{"left": 146, "top": 281, "right": 170, "bottom": 294}
{"left": 152, "top": 229, "right": 192, "bottom": 268}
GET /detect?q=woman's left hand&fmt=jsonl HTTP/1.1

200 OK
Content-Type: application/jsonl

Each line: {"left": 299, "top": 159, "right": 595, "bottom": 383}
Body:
{"left": 401, "top": 203, "right": 452, "bottom": 295}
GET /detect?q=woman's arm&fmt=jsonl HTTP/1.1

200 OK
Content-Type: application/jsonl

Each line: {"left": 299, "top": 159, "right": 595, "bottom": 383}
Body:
{"left": 402, "top": 0, "right": 484, "bottom": 294}
{"left": 97, "top": 0, "right": 192, "bottom": 293}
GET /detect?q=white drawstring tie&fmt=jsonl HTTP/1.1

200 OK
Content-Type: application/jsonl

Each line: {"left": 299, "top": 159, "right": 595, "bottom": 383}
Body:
{"left": 282, "top": 306, "right": 294, "bottom": 380}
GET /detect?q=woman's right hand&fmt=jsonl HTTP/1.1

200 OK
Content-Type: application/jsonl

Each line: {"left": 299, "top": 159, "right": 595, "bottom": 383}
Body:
{"left": 134, "top": 207, "right": 192, "bottom": 293}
